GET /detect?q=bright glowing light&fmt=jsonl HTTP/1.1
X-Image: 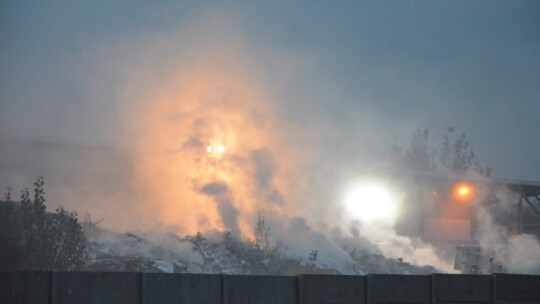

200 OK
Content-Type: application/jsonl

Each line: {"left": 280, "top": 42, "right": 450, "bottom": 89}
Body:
{"left": 453, "top": 182, "right": 474, "bottom": 202}
{"left": 345, "top": 183, "right": 398, "bottom": 224}
{"left": 458, "top": 186, "right": 470, "bottom": 196}
{"left": 206, "top": 144, "right": 225, "bottom": 155}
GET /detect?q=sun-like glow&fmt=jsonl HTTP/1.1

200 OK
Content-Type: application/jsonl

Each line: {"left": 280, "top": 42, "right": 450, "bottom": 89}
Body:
{"left": 453, "top": 182, "right": 474, "bottom": 202}
{"left": 206, "top": 144, "right": 226, "bottom": 156}
{"left": 458, "top": 186, "right": 470, "bottom": 196}
{"left": 124, "top": 56, "right": 298, "bottom": 235}
{"left": 345, "top": 183, "right": 398, "bottom": 224}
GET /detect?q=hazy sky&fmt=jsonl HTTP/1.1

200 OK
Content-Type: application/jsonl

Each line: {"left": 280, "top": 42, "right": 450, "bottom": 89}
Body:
{"left": 1, "top": 0, "right": 540, "bottom": 180}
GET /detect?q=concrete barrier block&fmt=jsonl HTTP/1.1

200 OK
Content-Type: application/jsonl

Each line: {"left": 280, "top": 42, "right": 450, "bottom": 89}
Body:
{"left": 432, "top": 274, "right": 492, "bottom": 303}
{"left": 299, "top": 275, "right": 366, "bottom": 304}
{"left": 494, "top": 274, "right": 540, "bottom": 303}
{"left": 368, "top": 274, "right": 431, "bottom": 304}
{"left": 53, "top": 272, "right": 140, "bottom": 304}
{"left": 141, "top": 273, "right": 221, "bottom": 304}
{"left": 223, "top": 275, "right": 297, "bottom": 304}
{"left": 0, "top": 271, "right": 50, "bottom": 304}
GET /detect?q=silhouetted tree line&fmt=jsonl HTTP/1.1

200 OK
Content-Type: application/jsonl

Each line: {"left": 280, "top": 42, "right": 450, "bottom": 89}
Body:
{"left": 391, "top": 126, "right": 491, "bottom": 177}
{"left": 0, "top": 177, "right": 86, "bottom": 271}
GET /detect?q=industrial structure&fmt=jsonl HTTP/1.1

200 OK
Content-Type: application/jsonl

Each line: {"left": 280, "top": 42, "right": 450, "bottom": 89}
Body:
{"left": 392, "top": 172, "right": 540, "bottom": 274}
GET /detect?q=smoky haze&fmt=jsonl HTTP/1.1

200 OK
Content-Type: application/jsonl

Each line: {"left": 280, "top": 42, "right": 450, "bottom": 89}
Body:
{"left": 1, "top": 1, "right": 540, "bottom": 273}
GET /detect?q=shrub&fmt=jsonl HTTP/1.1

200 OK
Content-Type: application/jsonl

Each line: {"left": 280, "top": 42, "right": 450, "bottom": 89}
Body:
{"left": 0, "top": 177, "right": 86, "bottom": 271}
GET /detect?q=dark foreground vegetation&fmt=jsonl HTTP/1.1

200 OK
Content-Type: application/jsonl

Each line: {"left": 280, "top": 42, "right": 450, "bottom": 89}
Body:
{"left": 0, "top": 177, "right": 86, "bottom": 271}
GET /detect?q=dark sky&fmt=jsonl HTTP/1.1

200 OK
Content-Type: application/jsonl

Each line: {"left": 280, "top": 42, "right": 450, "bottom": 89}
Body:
{"left": 1, "top": 0, "right": 540, "bottom": 180}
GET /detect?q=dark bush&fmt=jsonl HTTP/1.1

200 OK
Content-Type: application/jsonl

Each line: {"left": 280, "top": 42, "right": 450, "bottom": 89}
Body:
{"left": 0, "top": 177, "right": 86, "bottom": 271}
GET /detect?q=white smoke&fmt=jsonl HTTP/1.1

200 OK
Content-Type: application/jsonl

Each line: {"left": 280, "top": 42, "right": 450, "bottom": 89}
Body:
{"left": 353, "top": 222, "right": 455, "bottom": 273}
{"left": 474, "top": 188, "right": 540, "bottom": 274}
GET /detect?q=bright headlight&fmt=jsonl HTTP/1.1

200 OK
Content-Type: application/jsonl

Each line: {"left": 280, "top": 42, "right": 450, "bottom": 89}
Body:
{"left": 344, "top": 183, "right": 398, "bottom": 225}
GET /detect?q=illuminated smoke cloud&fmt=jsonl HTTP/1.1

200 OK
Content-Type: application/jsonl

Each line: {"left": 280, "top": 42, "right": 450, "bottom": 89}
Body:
{"left": 102, "top": 11, "right": 457, "bottom": 273}
{"left": 111, "top": 11, "right": 299, "bottom": 237}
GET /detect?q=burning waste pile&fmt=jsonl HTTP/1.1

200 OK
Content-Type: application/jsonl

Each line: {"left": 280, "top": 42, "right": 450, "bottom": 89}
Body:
{"left": 92, "top": 45, "right": 452, "bottom": 274}
{"left": 81, "top": 172, "right": 540, "bottom": 275}
{"left": 3, "top": 172, "right": 539, "bottom": 274}
{"left": 78, "top": 164, "right": 540, "bottom": 275}
{"left": 82, "top": 214, "right": 438, "bottom": 275}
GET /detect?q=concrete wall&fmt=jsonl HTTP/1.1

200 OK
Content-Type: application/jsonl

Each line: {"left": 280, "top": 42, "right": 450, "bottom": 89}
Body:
{"left": 368, "top": 274, "right": 431, "bottom": 304}
{"left": 494, "top": 274, "right": 540, "bottom": 303}
{"left": 52, "top": 272, "right": 140, "bottom": 304}
{"left": 1, "top": 272, "right": 539, "bottom": 304}
{"left": 223, "top": 275, "right": 297, "bottom": 304}
{"left": 0, "top": 271, "right": 50, "bottom": 304}
{"left": 142, "top": 273, "right": 221, "bottom": 304}
{"left": 432, "top": 274, "right": 492, "bottom": 303}
{"left": 298, "top": 274, "right": 366, "bottom": 304}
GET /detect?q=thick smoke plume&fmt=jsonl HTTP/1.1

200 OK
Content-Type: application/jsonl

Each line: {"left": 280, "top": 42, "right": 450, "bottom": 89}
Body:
{"left": 114, "top": 13, "right": 301, "bottom": 236}
{"left": 97, "top": 14, "right": 451, "bottom": 273}
{"left": 89, "top": 11, "right": 452, "bottom": 272}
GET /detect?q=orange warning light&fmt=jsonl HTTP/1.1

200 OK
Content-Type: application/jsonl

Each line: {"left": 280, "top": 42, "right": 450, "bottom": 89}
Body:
{"left": 453, "top": 182, "right": 474, "bottom": 202}
{"left": 458, "top": 186, "right": 470, "bottom": 196}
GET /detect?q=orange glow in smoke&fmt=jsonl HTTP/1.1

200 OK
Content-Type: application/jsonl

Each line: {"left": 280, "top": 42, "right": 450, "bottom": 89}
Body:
{"left": 458, "top": 186, "right": 470, "bottom": 196}
{"left": 124, "top": 61, "right": 299, "bottom": 237}
{"left": 452, "top": 182, "right": 474, "bottom": 202}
